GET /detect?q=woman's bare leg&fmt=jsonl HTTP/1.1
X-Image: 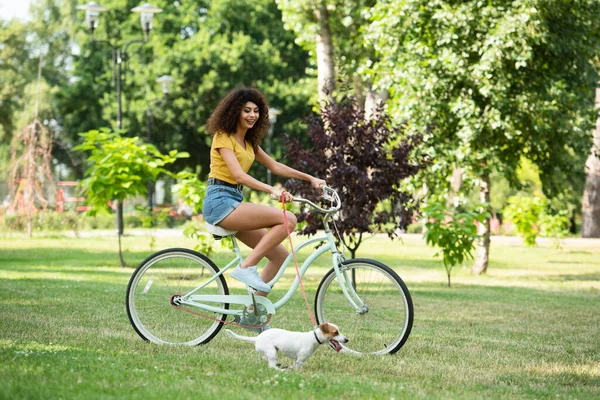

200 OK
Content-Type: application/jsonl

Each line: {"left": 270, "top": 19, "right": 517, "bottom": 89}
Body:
{"left": 235, "top": 229, "right": 289, "bottom": 296}
{"left": 218, "top": 203, "right": 296, "bottom": 290}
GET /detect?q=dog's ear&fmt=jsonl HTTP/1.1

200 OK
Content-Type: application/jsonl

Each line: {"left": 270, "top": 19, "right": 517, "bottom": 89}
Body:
{"left": 319, "top": 322, "right": 332, "bottom": 334}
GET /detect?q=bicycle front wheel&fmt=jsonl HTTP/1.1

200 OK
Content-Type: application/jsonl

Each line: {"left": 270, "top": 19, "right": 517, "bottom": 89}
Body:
{"left": 315, "top": 258, "right": 413, "bottom": 355}
{"left": 126, "top": 248, "right": 229, "bottom": 345}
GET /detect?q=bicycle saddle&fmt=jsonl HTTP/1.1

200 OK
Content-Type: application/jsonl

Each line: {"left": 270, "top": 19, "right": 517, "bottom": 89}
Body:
{"left": 205, "top": 223, "right": 237, "bottom": 240}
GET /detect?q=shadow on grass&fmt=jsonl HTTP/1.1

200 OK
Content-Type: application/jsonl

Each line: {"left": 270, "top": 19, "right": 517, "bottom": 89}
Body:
{"left": 380, "top": 257, "right": 515, "bottom": 270}
{"left": 497, "top": 370, "right": 600, "bottom": 391}
{"left": 409, "top": 281, "right": 599, "bottom": 306}
{"left": 1, "top": 247, "right": 158, "bottom": 270}
{"left": 548, "top": 272, "right": 600, "bottom": 281}
{"left": 3, "top": 271, "right": 596, "bottom": 315}
{"left": 547, "top": 260, "right": 600, "bottom": 265}
{"left": 1, "top": 246, "right": 236, "bottom": 269}
{"left": 4, "top": 265, "right": 135, "bottom": 280}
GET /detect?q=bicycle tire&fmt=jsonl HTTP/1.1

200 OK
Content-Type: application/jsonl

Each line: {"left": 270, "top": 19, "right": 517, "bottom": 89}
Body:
{"left": 314, "top": 258, "right": 413, "bottom": 355}
{"left": 126, "top": 248, "right": 229, "bottom": 345}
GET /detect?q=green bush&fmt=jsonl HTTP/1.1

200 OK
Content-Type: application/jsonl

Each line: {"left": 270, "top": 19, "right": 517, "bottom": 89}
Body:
{"left": 37, "top": 212, "right": 79, "bottom": 232}
{"left": 2, "top": 214, "right": 28, "bottom": 231}
{"left": 1, "top": 212, "right": 81, "bottom": 234}
{"left": 82, "top": 214, "right": 115, "bottom": 230}
{"left": 502, "top": 195, "right": 570, "bottom": 246}
{"left": 124, "top": 214, "right": 144, "bottom": 228}
{"left": 406, "top": 222, "right": 424, "bottom": 234}
{"left": 422, "top": 200, "right": 490, "bottom": 287}
{"left": 0, "top": 210, "right": 187, "bottom": 233}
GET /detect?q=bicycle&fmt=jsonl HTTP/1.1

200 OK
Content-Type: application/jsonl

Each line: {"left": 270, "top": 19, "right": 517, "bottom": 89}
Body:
{"left": 126, "top": 186, "right": 414, "bottom": 355}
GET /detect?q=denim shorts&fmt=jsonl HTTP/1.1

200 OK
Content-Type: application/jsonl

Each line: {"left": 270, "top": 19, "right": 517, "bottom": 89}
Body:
{"left": 202, "top": 185, "right": 243, "bottom": 225}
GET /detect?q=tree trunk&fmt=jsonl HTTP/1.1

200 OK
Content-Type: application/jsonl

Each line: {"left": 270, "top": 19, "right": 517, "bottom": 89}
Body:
{"left": 581, "top": 86, "right": 600, "bottom": 238}
{"left": 364, "top": 86, "right": 389, "bottom": 120}
{"left": 353, "top": 76, "right": 366, "bottom": 110}
{"left": 314, "top": 4, "right": 335, "bottom": 103}
{"left": 116, "top": 200, "right": 124, "bottom": 236}
{"left": 472, "top": 173, "right": 491, "bottom": 275}
{"left": 118, "top": 231, "right": 126, "bottom": 268}
{"left": 27, "top": 217, "right": 33, "bottom": 238}
{"left": 350, "top": 248, "right": 357, "bottom": 259}
{"left": 446, "top": 167, "right": 463, "bottom": 209}
{"left": 348, "top": 232, "right": 361, "bottom": 259}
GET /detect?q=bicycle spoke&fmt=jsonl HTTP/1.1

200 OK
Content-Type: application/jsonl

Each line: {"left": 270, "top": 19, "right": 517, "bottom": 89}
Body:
{"left": 126, "top": 249, "right": 228, "bottom": 346}
{"left": 315, "top": 260, "right": 413, "bottom": 355}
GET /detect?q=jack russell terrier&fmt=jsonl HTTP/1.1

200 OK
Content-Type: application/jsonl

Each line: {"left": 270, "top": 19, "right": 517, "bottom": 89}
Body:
{"left": 224, "top": 322, "right": 348, "bottom": 370}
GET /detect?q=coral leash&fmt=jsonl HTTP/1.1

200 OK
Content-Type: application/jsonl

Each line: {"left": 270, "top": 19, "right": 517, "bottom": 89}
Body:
{"left": 280, "top": 192, "right": 318, "bottom": 327}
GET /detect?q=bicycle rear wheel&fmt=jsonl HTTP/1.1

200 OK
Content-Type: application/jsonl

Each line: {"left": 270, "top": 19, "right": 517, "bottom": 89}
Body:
{"left": 314, "top": 258, "right": 413, "bottom": 355}
{"left": 126, "top": 248, "right": 229, "bottom": 345}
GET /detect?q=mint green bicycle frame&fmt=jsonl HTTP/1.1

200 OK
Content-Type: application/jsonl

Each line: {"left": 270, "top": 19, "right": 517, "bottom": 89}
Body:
{"left": 177, "top": 190, "right": 365, "bottom": 320}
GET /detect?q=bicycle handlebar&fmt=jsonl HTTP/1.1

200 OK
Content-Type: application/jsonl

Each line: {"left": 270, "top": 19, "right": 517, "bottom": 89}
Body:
{"left": 270, "top": 185, "right": 342, "bottom": 214}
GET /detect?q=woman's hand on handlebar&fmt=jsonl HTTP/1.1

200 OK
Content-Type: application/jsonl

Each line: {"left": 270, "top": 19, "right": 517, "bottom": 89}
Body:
{"left": 310, "top": 177, "right": 327, "bottom": 190}
{"left": 271, "top": 188, "right": 293, "bottom": 202}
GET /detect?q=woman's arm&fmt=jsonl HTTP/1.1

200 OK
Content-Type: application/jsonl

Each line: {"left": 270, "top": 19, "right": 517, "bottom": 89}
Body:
{"left": 219, "top": 148, "right": 292, "bottom": 201}
{"left": 255, "top": 146, "right": 325, "bottom": 189}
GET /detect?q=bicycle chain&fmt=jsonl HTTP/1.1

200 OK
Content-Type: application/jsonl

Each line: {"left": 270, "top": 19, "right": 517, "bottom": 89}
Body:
{"left": 169, "top": 294, "right": 272, "bottom": 330}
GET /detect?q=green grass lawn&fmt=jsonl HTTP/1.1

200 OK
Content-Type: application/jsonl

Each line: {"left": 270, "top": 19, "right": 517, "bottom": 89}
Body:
{"left": 1, "top": 231, "right": 599, "bottom": 399}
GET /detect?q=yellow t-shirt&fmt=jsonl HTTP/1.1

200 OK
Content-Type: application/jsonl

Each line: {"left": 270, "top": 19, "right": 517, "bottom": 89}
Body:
{"left": 208, "top": 132, "right": 255, "bottom": 184}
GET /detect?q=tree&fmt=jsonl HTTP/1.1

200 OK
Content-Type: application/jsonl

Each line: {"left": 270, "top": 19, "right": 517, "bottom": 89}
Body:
{"left": 0, "top": 20, "right": 44, "bottom": 181}
{"left": 422, "top": 201, "right": 488, "bottom": 287}
{"left": 503, "top": 195, "right": 570, "bottom": 247}
{"left": 0, "top": 0, "right": 101, "bottom": 182}
{"left": 4, "top": 34, "right": 58, "bottom": 235}
{"left": 0, "top": 0, "right": 315, "bottom": 187}
{"left": 276, "top": 0, "right": 336, "bottom": 102}
{"left": 8, "top": 59, "right": 55, "bottom": 238}
{"left": 276, "top": 0, "right": 384, "bottom": 108}
{"left": 582, "top": 87, "right": 600, "bottom": 237}
{"left": 60, "top": 0, "right": 315, "bottom": 181}
{"left": 367, "top": 0, "right": 600, "bottom": 273}
{"left": 284, "top": 95, "right": 424, "bottom": 258}
{"left": 74, "top": 128, "right": 188, "bottom": 267}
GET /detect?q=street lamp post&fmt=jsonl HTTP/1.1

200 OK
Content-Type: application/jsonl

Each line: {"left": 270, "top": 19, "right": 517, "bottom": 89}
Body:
{"left": 146, "top": 75, "right": 175, "bottom": 213}
{"left": 267, "top": 107, "right": 281, "bottom": 186}
{"left": 77, "top": 2, "right": 163, "bottom": 235}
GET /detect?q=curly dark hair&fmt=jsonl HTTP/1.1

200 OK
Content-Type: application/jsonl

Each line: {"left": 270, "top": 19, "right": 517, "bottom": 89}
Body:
{"left": 206, "top": 87, "right": 270, "bottom": 150}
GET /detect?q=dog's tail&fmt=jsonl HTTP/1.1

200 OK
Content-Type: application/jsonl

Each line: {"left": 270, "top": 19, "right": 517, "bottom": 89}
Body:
{"left": 223, "top": 329, "right": 256, "bottom": 344}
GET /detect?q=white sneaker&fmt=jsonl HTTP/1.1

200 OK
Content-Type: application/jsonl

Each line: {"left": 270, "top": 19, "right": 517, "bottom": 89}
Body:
{"left": 231, "top": 266, "right": 271, "bottom": 293}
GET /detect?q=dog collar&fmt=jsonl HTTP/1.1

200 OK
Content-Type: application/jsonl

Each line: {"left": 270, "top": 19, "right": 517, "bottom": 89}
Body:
{"left": 313, "top": 329, "right": 323, "bottom": 345}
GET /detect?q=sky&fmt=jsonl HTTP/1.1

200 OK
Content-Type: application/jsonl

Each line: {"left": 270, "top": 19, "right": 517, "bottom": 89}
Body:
{"left": 0, "top": 0, "right": 35, "bottom": 21}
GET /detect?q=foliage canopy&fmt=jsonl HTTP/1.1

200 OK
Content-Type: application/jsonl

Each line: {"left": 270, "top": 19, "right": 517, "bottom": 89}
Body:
{"left": 74, "top": 128, "right": 188, "bottom": 215}
{"left": 285, "top": 95, "right": 424, "bottom": 258}
{"left": 367, "top": 0, "right": 600, "bottom": 198}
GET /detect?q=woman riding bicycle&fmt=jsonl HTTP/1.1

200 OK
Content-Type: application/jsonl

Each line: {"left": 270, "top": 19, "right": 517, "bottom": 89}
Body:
{"left": 202, "top": 87, "right": 326, "bottom": 312}
{"left": 127, "top": 95, "right": 413, "bottom": 349}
